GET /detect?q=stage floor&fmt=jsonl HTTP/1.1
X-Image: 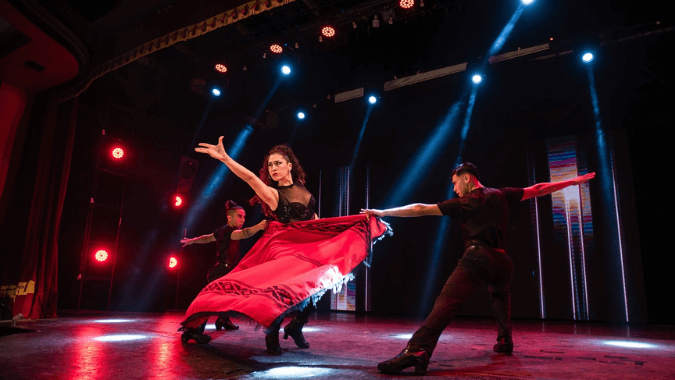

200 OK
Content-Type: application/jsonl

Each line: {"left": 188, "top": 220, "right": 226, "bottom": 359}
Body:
{"left": 1, "top": 311, "right": 674, "bottom": 379}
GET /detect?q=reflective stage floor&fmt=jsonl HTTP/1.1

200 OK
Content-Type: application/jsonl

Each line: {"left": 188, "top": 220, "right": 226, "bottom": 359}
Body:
{"left": 1, "top": 311, "right": 674, "bottom": 379}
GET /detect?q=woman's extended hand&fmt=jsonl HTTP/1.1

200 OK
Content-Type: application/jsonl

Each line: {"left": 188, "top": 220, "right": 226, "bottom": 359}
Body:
{"left": 195, "top": 136, "right": 229, "bottom": 161}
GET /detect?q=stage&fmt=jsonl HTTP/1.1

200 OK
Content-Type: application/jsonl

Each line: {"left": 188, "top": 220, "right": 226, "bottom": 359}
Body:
{"left": 1, "top": 311, "right": 674, "bottom": 379}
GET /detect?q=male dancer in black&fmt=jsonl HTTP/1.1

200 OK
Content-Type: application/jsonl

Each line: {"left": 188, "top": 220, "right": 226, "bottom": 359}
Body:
{"left": 362, "top": 162, "right": 595, "bottom": 375}
{"left": 179, "top": 200, "right": 267, "bottom": 343}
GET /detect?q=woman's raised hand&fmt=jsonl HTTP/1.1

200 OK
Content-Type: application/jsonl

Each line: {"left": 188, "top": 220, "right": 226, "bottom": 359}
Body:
{"left": 195, "top": 136, "right": 229, "bottom": 161}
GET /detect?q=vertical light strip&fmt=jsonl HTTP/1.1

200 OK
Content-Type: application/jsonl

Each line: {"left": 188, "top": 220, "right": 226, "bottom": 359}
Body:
{"left": 610, "top": 152, "right": 629, "bottom": 322}
{"left": 564, "top": 205, "right": 577, "bottom": 319}
{"left": 365, "top": 166, "right": 371, "bottom": 312}
{"left": 576, "top": 188, "right": 591, "bottom": 320}
{"left": 533, "top": 196, "right": 546, "bottom": 319}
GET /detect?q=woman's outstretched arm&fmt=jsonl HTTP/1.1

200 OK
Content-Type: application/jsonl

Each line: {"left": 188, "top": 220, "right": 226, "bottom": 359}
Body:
{"left": 196, "top": 136, "right": 279, "bottom": 210}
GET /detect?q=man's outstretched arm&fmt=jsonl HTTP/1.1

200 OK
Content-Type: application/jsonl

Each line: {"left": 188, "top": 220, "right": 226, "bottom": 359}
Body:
{"left": 521, "top": 172, "right": 595, "bottom": 201}
{"left": 361, "top": 203, "right": 443, "bottom": 218}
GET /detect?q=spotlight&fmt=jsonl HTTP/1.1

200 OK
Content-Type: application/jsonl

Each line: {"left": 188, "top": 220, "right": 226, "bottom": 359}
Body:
{"left": 372, "top": 15, "right": 380, "bottom": 28}
{"left": 321, "top": 26, "right": 336, "bottom": 38}
{"left": 582, "top": 52, "right": 594, "bottom": 63}
{"left": 400, "top": 0, "right": 414, "bottom": 9}
{"left": 521, "top": 0, "right": 534, "bottom": 4}
{"left": 368, "top": 96, "right": 377, "bottom": 104}
{"left": 95, "top": 249, "right": 109, "bottom": 262}
{"left": 297, "top": 111, "right": 306, "bottom": 120}
{"left": 214, "top": 64, "right": 227, "bottom": 73}
{"left": 388, "top": 17, "right": 393, "bottom": 25}
{"left": 174, "top": 195, "right": 183, "bottom": 208}
{"left": 212, "top": 88, "right": 221, "bottom": 96}
{"left": 169, "top": 256, "right": 178, "bottom": 269}
{"left": 281, "top": 65, "right": 291, "bottom": 75}
{"left": 111, "top": 147, "right": 124, "bottom": 159}
{"left": 472, "top": 74, "right": 483, "bottom": 84}
{"left": 352, "top": 21, "right": 357, "bottom": 29}
{"left": 270, "top": 44, "right": 283, "bottom": 53}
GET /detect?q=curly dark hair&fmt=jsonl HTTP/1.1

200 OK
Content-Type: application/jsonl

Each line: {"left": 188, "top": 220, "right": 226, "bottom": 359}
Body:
{"left": 249, "top": 144, "right": 307, "bottom": 218}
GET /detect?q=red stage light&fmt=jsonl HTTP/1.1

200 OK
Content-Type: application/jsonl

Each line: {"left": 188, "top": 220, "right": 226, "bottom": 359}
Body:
{"left": 321, "top": 26, "right": 336, "bottom": 38}
{"left": 215, "top": 63, "right": 227, "bottom": 73}
{"left": 174, "top": 195, "right": 183, "bottom": 207}
{"left": 112, "top": 147, "right": 124, "bottom": 159}
{"left": 270, "top": 44, "right": 283, "bottom": 53}
{"left": 400, "top": 0, "right": 414, "bottom": 9}
{"left": 95, "top": 250, "right": 109, "bottom": 262}
{"left": 169, "top": 256, "right": 178, "bottom": 269}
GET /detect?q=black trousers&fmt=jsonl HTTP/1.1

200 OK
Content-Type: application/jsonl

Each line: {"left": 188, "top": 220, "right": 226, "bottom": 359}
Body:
{"left": 196, "top": 262, "right": 234, "bottom": 333}
{"left": 409, "top": 245, "right": 514, "bottom": 354}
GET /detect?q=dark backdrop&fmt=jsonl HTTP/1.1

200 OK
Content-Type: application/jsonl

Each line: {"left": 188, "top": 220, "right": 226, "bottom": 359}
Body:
{"left": 58, "top": 30, "right": 671, "bottom": 323}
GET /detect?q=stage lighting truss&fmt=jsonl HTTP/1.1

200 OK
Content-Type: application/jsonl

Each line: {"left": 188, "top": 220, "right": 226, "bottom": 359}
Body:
{"left": 400, "top": 0, "right": 414, "bottom": 9}
{"left": 270, "top": 44, "right": 283, "bottom": 53}
{"left": 321, "top": 26, "right": 336, "bottom": 38}
{"left": 215, "top": 63, "right": 227, "bottom": 73}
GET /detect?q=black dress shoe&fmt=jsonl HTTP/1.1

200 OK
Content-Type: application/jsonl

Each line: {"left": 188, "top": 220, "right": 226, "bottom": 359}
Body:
{"left": 283, "top": 317, "right": 309, "bottom": 348}
{"left": 265, "top": 331, "right": 282, "bottom": 355}
{"left": 215, "top": 317, "right": 239, "bottom": 331}
{"left": 377, "top": 345, "right": 430, "bottom": 375}
{"left": 180, "top": 329, "right": 212, "bottom": 344}
{"left": 493, "top": 338, "right": 514, "bottom": 354}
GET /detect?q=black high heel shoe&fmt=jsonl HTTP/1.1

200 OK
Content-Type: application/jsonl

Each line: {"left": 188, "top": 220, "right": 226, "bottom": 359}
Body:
{"left": 283, "top": 317, "right": 309, "bottom": 348}
{"left": 493, "top": 338, "right": 514, "bottom": 354}
{"left": 180, "top": 329, "right": 212, "bottom": 344}
{"left": 215, "top": 317, "right": 239, "bottom": 331}
{"left": 377, "top": 344, "right": 430, "bottom": 375}
{"left": 265, "top": 325, "right": 282, "bottom": 355}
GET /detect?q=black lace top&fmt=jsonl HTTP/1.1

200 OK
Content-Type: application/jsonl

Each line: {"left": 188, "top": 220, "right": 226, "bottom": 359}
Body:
{"left": 273, "top": 183, "right": 316, "bottom": 223}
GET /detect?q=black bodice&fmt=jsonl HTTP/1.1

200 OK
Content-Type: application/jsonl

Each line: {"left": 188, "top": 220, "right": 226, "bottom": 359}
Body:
{"left": 273, "top": 183, "right": 316, "bottom": 223}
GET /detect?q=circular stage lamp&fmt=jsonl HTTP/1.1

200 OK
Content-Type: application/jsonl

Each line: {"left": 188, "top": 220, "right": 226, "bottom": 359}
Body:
{"left": 582, "top": 52, "right": 594, "bottom": 63}
{"left": 112, "top": 147, "right": 124, "bottom": 159}
{"left": 215, "top": 64, "right": 227, "bottom": 73}
{"left": 95, "top": 250, "right": 109, "bottom": 262}
{"left": 400, "top": 0, "right": 414, "bottom": 9}
{"left": 321, "top": 26, "right": 336, "bottom": 38}
{"left": 169, "top": 256, "right": 178, "bottom": 269}
{"left": 281, "top": 65, "right": 291, "bottom": 75}
{"left": 472, "top": 74, "right": 483, "bottom": 84}
{"left": 270, "top": 44, "right": 283, "bottom": 53}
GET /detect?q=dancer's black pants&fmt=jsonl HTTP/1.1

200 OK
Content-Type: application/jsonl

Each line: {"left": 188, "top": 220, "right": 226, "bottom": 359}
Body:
{"left": 408, "top": 245, "right": 514, "bottom": 354}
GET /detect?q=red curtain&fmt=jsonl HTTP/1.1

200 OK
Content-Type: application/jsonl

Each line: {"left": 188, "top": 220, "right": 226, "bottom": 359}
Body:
{"left": 0, "top": 93, "right": 78, "bottom": 319}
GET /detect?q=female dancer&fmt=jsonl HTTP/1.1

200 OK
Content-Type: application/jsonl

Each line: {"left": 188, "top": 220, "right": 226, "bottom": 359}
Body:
{"left": 195, "top": 138, "right": 317, "bottom": 354}
{"left": 179, "top": 200, "right": 267, "bottom": 343}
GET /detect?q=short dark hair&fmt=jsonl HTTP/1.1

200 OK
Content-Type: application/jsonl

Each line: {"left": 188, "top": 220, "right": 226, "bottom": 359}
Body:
{"left": 451, "top": 162, "right": 480, "bottom": 181}
{"left": 225, "top": 200, "right": 244, "bottom": 215}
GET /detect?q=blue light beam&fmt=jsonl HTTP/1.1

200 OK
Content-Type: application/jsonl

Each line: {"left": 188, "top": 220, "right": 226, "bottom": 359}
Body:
{"left": 182, "top": 126, "right": 254, "bottom": 231}
{"left": 587, "top": 67, "right": 629, "bottom": 322}
{"left": 350, "top": 104, "right": 374, "bottom": 168}
{"left": 487, "top": 3, "right": 526, "bottom": 58}
{"left": 382, "top": 102, "right": 463, "bottom": 208}
{"left": 419, "top": 87, "right": 478, "bottom": 313}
